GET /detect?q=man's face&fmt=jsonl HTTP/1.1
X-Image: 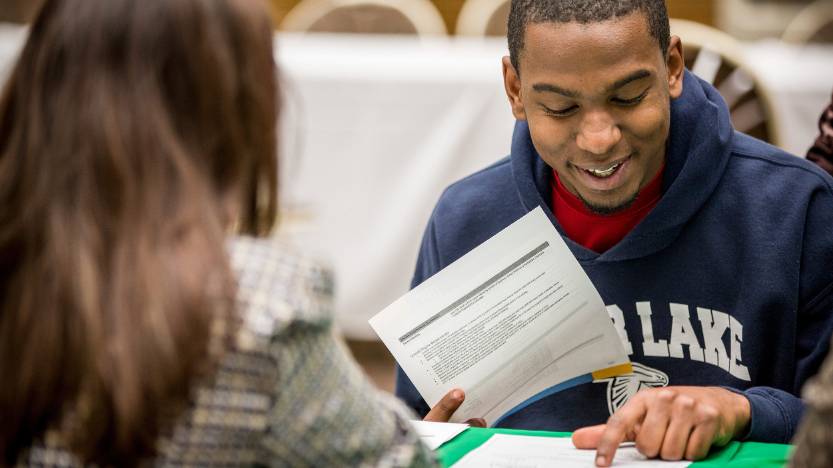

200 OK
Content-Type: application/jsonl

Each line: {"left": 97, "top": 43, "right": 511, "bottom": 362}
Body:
{"left": 503, "top": 13, "right": 684, "bottom": 214}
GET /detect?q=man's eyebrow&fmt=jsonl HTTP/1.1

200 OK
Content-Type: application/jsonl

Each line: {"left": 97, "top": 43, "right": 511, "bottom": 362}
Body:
{"left": 531, "top": 83, "right": 580, "bottom": 98}
{"left": 607, "top": 69, "right": 652, "bottom": 92}
{"left": 531, "top": 70, "right": 652, "bottom": 98}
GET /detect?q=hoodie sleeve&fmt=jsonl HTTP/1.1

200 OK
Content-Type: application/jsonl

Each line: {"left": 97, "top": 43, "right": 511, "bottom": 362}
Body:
{"left": 394, "top": 214, "right": 442, "bottom": 417}
{"left": 739, "top": 182, "right": 833, "bottom": 443}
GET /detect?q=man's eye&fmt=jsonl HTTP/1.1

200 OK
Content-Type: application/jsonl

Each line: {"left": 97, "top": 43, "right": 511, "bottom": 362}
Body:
{"left": 542, "top": 105, "right": 578, "bottom": 117}
{"left": 612, "top": 89, "right": 649, "bottom": 106}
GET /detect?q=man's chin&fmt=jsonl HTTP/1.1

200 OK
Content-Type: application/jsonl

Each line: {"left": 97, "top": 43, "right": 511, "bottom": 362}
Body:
{"left": 579, "top": 193, "right": 639, "bottom": 216}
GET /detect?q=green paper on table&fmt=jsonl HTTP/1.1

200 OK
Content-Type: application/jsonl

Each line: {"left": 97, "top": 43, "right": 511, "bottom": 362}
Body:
{"left": 437, "top": 427, "right": 792, "bottom": 467}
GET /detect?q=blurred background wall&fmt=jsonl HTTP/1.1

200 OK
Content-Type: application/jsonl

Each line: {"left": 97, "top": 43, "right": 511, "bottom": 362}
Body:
{"left": 268, "top": 0, "right": 821, "bottom": 38}
{"left": 0, "top": 0, "right": 823, "bottom": 39}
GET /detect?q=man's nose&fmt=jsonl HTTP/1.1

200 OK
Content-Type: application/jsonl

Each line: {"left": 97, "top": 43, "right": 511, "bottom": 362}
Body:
{"left": 576, "top": 112, "right": 622, "bottom": 155}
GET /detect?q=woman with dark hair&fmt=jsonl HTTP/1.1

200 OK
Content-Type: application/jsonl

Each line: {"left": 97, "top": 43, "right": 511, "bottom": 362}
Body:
{"left": 806, "top": 91, "right": 833, "bottom": 176}
{"left": 0, "top": 0, "right": 434, "bottom": 466}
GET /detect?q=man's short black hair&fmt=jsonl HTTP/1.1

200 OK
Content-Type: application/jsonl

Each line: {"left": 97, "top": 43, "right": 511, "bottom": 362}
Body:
{"left": 508, "top": 0, "right": 670, "bottom": 72}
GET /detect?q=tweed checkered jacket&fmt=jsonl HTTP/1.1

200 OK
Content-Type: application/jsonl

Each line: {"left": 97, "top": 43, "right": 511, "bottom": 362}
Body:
{"left": 19, "top": 237, "right": 436, "bottom": 467}
{"left": 791, "top": 333, "right": 833, "bottom": 468}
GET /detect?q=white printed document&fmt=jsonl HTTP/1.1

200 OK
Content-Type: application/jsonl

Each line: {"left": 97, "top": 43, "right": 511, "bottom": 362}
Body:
{"left": 369, "top": 207, "right": 631, "bottom": 425}
{"left": 453, "top": 435, "right": 690, "bottom": 467}
{"left": 409, "top": 420, "right": 469, "bottom": 450}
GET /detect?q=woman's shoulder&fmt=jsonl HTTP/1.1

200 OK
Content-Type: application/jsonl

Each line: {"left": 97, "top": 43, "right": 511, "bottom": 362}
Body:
{"left": 228, "top": 236, "right": 335, "bottom": 339}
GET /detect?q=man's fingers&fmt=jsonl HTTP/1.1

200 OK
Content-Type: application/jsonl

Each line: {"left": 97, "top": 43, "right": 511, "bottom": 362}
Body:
{"left": 660, "top": 421, "right": 694, "bottom": 461}
{"left": 465, "top": 418, "right": 487, "bottom": 428}
{"left": 685, "top": 417, "right": 719, "bottom": 460}
{"left": 595, "top": 398, "right": 646, "bottom": 466}
{"left": 660, "top": 395, "right": 697, "bottom": 460}
{"left": 586, "top": 386, "right": 740, "bottom": 464}
{"left": 423, "top": 388, "right": 464, "bottom": 422}
{"left": 634, "top": 390, "right": 674, "bottom": 458}
{"left": 572, "top": 424, "right": 606, "bottom": 449}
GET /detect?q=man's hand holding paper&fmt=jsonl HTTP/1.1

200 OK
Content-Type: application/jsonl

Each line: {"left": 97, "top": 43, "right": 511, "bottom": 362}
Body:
{"left": 422, "top": 388, "right": 486, "bottom": 427}
{"left": 370, "top": 207, "right": 632, "bottom": 426}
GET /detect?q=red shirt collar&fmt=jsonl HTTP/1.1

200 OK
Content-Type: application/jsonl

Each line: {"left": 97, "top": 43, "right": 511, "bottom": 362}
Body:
{"left": 552, "top": 164, "right": 664, "bottom": 253}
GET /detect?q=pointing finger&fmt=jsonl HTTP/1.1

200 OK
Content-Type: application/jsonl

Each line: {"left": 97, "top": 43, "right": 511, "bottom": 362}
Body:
{"left": 595, "top": 398, "right": 647, "bottom": 466}
{"left": 572, "top": 424, "right": 606, "bottom": 449}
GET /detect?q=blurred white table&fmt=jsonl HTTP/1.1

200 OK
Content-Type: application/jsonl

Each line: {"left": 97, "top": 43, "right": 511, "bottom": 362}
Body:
{"left": 1, "top": 25, "right": 831, "bottom": 338}
{"left": 275, "top": 34, "right": 514, "bottom": 338}
{"left": 743, "top": 39, "right": 833, "bottom": 157}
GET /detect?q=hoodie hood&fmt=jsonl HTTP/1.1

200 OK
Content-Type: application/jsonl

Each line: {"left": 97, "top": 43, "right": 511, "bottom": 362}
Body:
{"left": 511, "top": 70, "right": 734, "bottom": 263}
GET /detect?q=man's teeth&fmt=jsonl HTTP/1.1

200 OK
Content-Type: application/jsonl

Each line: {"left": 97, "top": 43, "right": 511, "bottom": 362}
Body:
{"left": 585, "top": 161, "right": 622, "bottom": 178}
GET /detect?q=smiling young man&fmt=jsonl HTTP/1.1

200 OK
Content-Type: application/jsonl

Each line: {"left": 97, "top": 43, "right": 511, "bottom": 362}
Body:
{"left": 397, "top": 0, "right": 833, "bottom": 466}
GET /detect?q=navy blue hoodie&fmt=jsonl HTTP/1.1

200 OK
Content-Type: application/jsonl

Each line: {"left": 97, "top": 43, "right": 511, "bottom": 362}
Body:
{"left": 395, "top": 71, "right": 833, "bottom": 443}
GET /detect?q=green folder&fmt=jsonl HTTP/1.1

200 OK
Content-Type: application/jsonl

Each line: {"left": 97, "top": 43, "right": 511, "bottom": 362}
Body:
{"left": 438, "top": 427, "right": 792, "bottom": 467}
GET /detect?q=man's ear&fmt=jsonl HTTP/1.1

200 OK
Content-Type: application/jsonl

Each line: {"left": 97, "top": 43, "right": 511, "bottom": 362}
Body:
{"left": 502, "top": 56, "right": 527, "bottom": 120}
{"left": 666, "top": 36, "right": 684, "bottom": 99}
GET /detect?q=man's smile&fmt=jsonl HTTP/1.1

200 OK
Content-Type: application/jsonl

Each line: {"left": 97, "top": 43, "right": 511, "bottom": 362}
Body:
{"left": 571, "top": 155, "right": 633, "bottom": 183}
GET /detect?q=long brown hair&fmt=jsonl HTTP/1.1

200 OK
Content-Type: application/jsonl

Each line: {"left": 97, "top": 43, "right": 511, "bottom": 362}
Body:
{"left": 0, "top": 0, "right": 278, "bottom": 464}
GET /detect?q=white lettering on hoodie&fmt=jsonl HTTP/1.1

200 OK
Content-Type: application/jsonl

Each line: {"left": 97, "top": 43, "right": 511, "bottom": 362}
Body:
{"left": 606, "top": 302, "right": 751, "bottom": 382}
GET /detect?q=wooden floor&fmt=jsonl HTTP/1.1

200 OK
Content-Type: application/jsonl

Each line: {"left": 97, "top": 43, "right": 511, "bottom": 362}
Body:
{"left": 345, "top": 338, "right": 397, "bottom": 393}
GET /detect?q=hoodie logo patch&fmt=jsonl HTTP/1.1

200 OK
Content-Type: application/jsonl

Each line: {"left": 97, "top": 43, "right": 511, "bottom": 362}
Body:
{"left": 594, "top": 362, "right": 669, "bottom": 415}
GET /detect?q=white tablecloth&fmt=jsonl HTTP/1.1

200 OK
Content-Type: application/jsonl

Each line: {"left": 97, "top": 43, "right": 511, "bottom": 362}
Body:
{"left": 743, "top": 39, "right": 833, "bottom": 157}
{"left": 1, "top": 26, "right": 831, "bottom": 338}
{"left": 275, "top": 34, "right": 514, "bottom": 338}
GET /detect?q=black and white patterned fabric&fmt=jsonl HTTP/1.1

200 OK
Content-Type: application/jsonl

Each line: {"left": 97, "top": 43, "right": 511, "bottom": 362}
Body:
{"left": 19, "top": 237, "right": 436, "bottom": 467}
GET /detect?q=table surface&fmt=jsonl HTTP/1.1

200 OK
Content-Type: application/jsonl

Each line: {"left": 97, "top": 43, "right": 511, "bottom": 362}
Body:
{"left": 438, "top": 427, "right": 792, "bottom": 467}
